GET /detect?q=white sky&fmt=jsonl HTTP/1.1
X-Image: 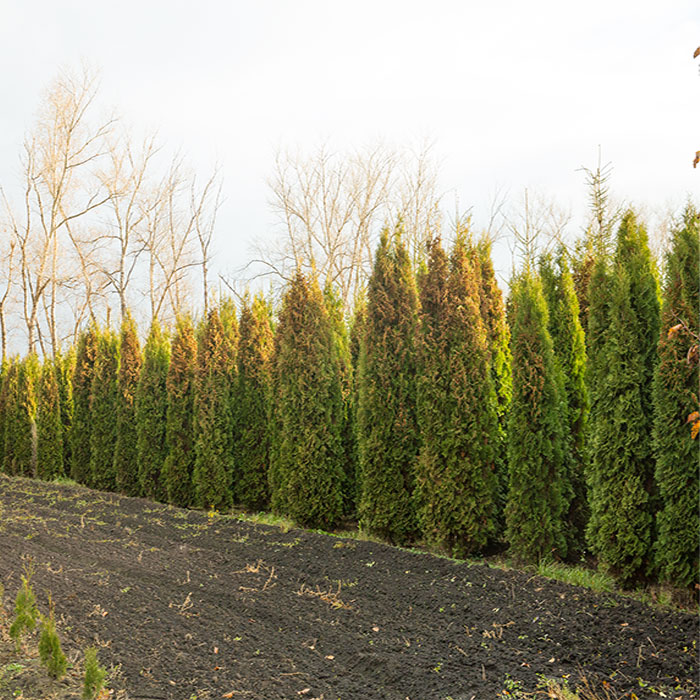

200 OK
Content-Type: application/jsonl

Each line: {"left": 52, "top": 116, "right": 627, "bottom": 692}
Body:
{"left": 1, "top": 0, "right": 698, "bottom": 281}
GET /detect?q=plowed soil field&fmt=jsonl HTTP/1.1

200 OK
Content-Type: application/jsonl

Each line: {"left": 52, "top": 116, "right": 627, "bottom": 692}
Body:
{"left": 0, "top": 474, "right": 696, "bottom": 700}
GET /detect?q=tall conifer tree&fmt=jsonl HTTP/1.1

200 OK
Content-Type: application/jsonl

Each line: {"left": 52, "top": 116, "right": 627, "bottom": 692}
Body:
{"left": 586, "top": 211, "right": 660, "bottom": 583}
{"left": 473, "top": 239, "right": 512, "bottom": 522}
{"left": 136, "top": 320, "right": 170, "bottom": 500}
{"left": 270, "top": 270, "right": 345, "bottom": 528}
{"left": 55, "top": 350, "right": 74, "bottom": 475}
{"left": 2, "top": 359, "right": 21, "bottom": 475}
{"left": 653, "top": 205, "right": 699, "bottom": 587}
{"left": 539, "top": 252, "right": 589, "bottom": 555}
{"left": 233, "top": 295, "right": 273, "bottom": 511}
{"left": 114, "top": 312, "right": 142, "bottom": 496}
{"left": 193, "top": 308, "right": 233, "bottom": 510}
{"left": 162, "top": 315, "right": 198, "bottom": 507}
{"left": 71, "top": 327, "right": 98, "bottom": 484}
{"left": 415, "top": 235, "right": 498, "bottom": 556}
{"left": 89, "top": 330, "right": 120, "bottom": 491}
{"left": 37, "top": 359, "right": 64, "bottom": 480}
{"left": 324, "top": 284, "right": 355, "bottom": 515}
{"left": 357, "top": 227, "right": 419, "bottom": 544}
{"left": 506, "top": 272, "right": 568, "bottom": 562}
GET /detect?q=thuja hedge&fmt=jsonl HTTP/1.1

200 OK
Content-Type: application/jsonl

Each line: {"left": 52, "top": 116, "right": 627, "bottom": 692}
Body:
{"left": 0, "top": 208, "right": 696, "bottom": 589}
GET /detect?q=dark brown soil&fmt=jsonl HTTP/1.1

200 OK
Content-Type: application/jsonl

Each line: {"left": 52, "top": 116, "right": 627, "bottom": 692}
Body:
{"left": 0, "top": 474, "right": 696, "bottom": 700}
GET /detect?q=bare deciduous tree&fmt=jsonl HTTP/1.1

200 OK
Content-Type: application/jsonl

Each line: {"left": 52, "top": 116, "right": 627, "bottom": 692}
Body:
{"left": 251, "top": 140, "right": 441, "bottom": 310}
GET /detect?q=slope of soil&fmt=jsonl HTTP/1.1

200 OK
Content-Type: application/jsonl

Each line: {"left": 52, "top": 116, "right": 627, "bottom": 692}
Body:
{"left": 0, "top": 474, "right": 696, "bottom": 700}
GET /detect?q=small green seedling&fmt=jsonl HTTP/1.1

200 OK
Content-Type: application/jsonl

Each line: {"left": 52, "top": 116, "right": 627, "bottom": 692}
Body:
{"left": 82, "top": 647, "right": 107, "bottom": 700}
{"left": 9, "top": 564, "right": 39, "bottom": 651}
{"left": 38, "top": 598, "right": 67, "bottom": 680}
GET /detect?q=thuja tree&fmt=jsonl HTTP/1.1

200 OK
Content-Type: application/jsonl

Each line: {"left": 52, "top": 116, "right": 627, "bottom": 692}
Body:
{"left": 270, "top": 270, "right": 345, "bottom": 528}
{"left": 4, "top": 355, "right": 39, "bottom": 478}
{"left": 539, "top": 252, "right": 589, "bottom": 556}
{"left": 653, "top": 205, "right": 699, "bottom": 586}
{"left": 233, "top": 295, "right": 273, "bottom": 511}
{"left": 587, "top": 211, "right": 660, "bottom": 584}
{"left": 71, "top": 327, "right": 98, "bottom": 484}
{"left": 55, "top": 350, "right": 74, "bottom": 474}
{"left": 113, "top": 312, "right": 142, "bottom": 496}
{"left": 89, "top": 330, "right": 120, "bottom": 491}
{"left": 36, "top": 358, "right": 64, "bottom": 480}
{"left": 193, "top": 308, "right": 234, "bottom": 510}
{"left": 474, "top": 238, "right": 512, "bottom": 523}
{"left": 357, "top": 227, "right": 419, "bottom": 544}
{"left": 0, "top": 359, "right": 17, "bottom": 473}
{"left": 415, "top": 235, "right": 498, "bottom": 556}
{"left": 347, "top": 295, "right": 367, "bottom": 510}
{"left": 0, "top": 359, "right": 8, "bottom": 467}
{"left": 162, "top": 315, "right": 198, "bottom": 507}
{"left": 506, "top": 272, "right": 568, "bottom": 563}
{"left": 136, "top": 320, "right": 170, "bottom": 501}
{"left": 324, "top": 284, "right": 356, "bottom": 515}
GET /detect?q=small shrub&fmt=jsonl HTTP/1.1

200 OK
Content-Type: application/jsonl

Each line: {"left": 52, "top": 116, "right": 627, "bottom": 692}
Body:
{"left": 9, "top": 565, "right": 39, "bottom": 651}
{"left": 82, "top": 646, "right": 107, "bottom": 700}
{"left": 38, "top": 602, "right": 67, "bottom": 679}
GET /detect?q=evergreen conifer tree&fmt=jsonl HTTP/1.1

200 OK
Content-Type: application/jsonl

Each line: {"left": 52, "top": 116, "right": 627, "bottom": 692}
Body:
{"left": 357, "top": 227, "right": 419, "bottom": 544}
{"left": 233, "top": 295, "right": 273, "bottom": 511}
{"left": 136, "top": 320, "right": 170, "bottom": 500}
{"left": 89, "top": 330, "right": 120, "bottom": 491}
{"left": 1, "top": 359, "right": 19, "bottom": 475}
{"left": 506, "top": 272, "right": 568, "bottom": 563}
{"left": 71, "top": 327, "right": 98, "bottom": 484}
{"left": 270, "top": 270, "right": 345, "bottom": 528}
{"left": 324, "top": 284, "right": 355, "bottom": 515}
{"left": 473, "top": 238, "right": 512, "bottom": 524}
{"left": 586, "top": 211, "right": 660, "bottom": 583}
{"left": 55, "top": 350, "right": 74, "bottom": 475}
{"left": 0, "top": 359, "right": 9, "bottom": 467}
{"left": 193, "top": 308, "right": 233, "bottom": 510}
{"left": 113, "top": 312, "right": 142, "bottom": 495}
{"left": 539, "top": 252, "right": 589, "bottom": 555}
{"left": 37, "top": 358, "right": 64, "bottom": 480}
{"left": 162, "top": 315, "right": 198, "bottom": 507}
{"left": 4, "top": 355, "right": 40, "bottom": 478}
{"left": 347, "top": 295, "right": 367, "bottom": 511}
{"left": 415, "top": 235, "right": 499, "bottom": 556}
{"left": 652, "top": 205, "right": 699, "bottom": 587}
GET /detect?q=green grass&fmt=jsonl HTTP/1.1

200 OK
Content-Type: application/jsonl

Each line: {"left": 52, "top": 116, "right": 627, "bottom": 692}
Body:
{"left": 535, "top": 560, "right": 615, "bottom": 593}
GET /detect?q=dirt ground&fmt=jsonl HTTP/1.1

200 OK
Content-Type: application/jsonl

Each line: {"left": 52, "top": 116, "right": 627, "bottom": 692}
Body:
{"left": 0, "top": 474, "right": 696, "bottom": 700}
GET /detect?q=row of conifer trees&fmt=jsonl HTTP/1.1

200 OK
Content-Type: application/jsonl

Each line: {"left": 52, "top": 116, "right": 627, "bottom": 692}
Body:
{"left": 0, "top": 206, "right": 696, "bottom": 588}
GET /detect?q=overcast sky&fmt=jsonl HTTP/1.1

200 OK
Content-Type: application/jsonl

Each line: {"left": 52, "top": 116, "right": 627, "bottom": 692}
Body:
{"left": 1, "top": 0, "right": 698, "bottom": 281}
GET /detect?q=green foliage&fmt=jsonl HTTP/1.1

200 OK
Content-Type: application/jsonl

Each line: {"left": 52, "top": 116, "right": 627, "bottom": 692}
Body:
{"left": 324, "top": 284, "right": 356, "bottom": 516}
{"left": 38, "top": 604, "right": 67, "bottom": 679}
{"left": 357, "top": 226, "right": 419, "bottom": 544}
{"left": 233, "top": 295, "right": 273, "bottom": 511}
{"left": 347, "top": 295, "right": 367, "bottom": 511}
{"left": 270, "top": 270, "right": 345, "bottom": 528}
{"left": 653, "top": 204, "right": 699, "bottom": 586}
{"left": 55, "top": 350, "right": 75, "bottom": 475}
{"left": 1, "top": 359, "right": 19, "bottom": 475}
{"left": 136, "top": 321, "right": 170, "bottom": 501}
{"left": 113, "top": 312, "right": 142, "bottom": 496}
{"left": 473, "top": 238, "right": 512, "bottom": 525}
{"left": 586, "top": 211, "right": 660, "bottom": 584}
{"left": 71, "top": 327, "right": 98, "bottom": 484}
{"left": 0, "top": 360, "right": 9, "bottom": 469}
{"left": 162, "top": 315, "right": 198, "bottom": 507}
{"left": 193, "top": 308, "right": 234, "bottom": 510}
{"left": 539, "top": 252, "right": 589, "bottom": 556}
{"left": 89, "top": 330, "right": 120, "bottom": 491}
{"left": 415, "top": 234, "right": 499, "bottom": 557}
{"left": 505, "top": 272, "right": 568, "bottom": 563}
{"left": 4, "top": 355, "right": 39, "bottom": 478}
{"left": 9, "top": 565, "right": 38, "bottom": 652}
{"left": 82, "top": 647, "right": 107, "bottom": 700}
{"left": 36, "top": 358, "right": 64, "bottom": 481}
